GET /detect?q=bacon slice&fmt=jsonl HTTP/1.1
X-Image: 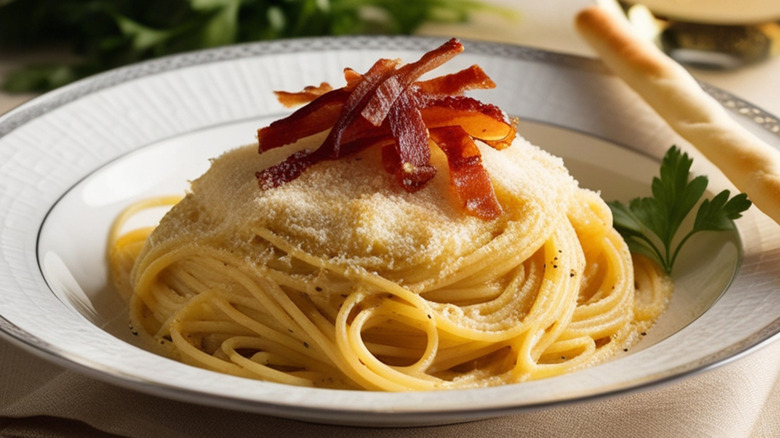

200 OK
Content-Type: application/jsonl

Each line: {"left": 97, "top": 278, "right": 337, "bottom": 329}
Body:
{"left": 257, "top": 58, "right": 400, "bottom": 154}
{"left": 430, "top": 126, "right": 503, "bottom": 220}
{"left": 257, "top": 58, "right": 400, "bottom": 188}
{"left": 257, "top": 88, "right": 349, "bottom": 152}
{"left": 255, "top": 39, "right": 516, "bottom": 220}
{"left": 319, "top": 57, "right": 401, "bottom": 158}
{"left": 420, "top": 96, "right": 516, "bottom": 149}
{"left": 343, "top": 68, "right": 363, "bottom": 88}
{"left": 256, "top": 149, "right": 316, "bottom": 190}
{"left": 415, "top": 65, "right": 495, "bottom": 96}
{"left": 273, "top": 82, "right": 333, "bottom": 107}
{"left": 361, "top": 38, "right": 464, "bottom": 127}
{"left": 386, "top": 92, "right": 436, "bottom": 191}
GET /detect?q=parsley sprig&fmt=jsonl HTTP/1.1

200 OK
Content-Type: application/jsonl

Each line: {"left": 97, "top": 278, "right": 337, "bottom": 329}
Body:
{"left": 608, "top": 146, "right": 751, "bottom": 274}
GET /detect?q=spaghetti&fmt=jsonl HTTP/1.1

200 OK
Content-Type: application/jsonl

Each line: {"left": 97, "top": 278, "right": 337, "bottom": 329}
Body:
{"left": 108, "top": 137, "right": 671, "bottom": 390}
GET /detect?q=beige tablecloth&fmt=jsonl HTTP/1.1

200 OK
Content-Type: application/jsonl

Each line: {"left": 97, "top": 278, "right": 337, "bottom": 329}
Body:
{"left": 2, "top": 1, "right": 780, "bottom": 436}
{"left": 1, "top": 337, "right": 779, "bottom": 437}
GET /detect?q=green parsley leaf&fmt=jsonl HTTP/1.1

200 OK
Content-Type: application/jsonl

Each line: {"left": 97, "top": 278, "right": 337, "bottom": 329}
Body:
{"left": 608, "top": 145, "right": 751, "bottom": 274}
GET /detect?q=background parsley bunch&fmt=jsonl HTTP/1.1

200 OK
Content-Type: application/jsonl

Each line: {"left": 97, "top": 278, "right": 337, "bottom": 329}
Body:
{"left": 0, "top": 0, "right": 495, "bottom": 92}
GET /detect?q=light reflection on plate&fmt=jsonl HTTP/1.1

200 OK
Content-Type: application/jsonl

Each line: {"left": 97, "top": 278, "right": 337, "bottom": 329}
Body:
{"left": 1, "top": 36, "right": 779, "bottom": 426}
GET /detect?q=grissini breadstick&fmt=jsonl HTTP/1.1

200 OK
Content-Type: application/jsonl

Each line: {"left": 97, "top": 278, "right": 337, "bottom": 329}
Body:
{"left": 575, "top": 5, "right": 780, "bottom": 225}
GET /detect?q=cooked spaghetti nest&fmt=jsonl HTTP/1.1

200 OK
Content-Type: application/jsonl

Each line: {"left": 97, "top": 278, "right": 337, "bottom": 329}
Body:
{"left": 108, "top": 133, "right": 672, "bottom": 390}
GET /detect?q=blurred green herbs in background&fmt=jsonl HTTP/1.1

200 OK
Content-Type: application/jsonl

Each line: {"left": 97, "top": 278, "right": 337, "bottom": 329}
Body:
{"left": 0, "top": 0, "right": 499, "bottom": 93}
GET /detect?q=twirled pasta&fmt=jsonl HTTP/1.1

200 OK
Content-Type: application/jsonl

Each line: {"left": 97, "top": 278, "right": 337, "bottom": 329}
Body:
{"left": 108, "top": 133, "right": 672, "bottom": 391}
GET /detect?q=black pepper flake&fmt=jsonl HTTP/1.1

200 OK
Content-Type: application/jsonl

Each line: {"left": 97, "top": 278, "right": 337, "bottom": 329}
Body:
{"left": 641, "top": 332, "right": 647, "bottom": 336}
{"left": 427, "top": 314, "right": 432, "bottom": 319}
{"left": 561, "top": 356, "right": 566, "bottom": 360}
{"left": 315, "top": 286, "right": 323, "bottom": 292}
{"left": 623, "top": 348, "right": 628, "bottom": 352}
{"left": 552, "top": 265, "right": 558, "bottom": 269}
{"left": 303, "top": 341, "right": 310, "bottom": 348}
{"left": 569, "top": 269, "right": 576, "bottom": 278}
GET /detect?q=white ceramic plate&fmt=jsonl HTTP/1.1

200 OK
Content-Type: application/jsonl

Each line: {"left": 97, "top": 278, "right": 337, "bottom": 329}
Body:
{"left": 2, "top": 36, "right": 780, "bottom": 427}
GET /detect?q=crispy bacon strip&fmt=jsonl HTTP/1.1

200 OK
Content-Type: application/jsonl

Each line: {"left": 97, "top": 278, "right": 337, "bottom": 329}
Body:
{"left": 258, "top": 88, "right": 350, "bottom": 152}
{"left": 361, "top": 38, "right": 464, "bottom": 127}
{"left": 420, "top": 96, "right": 516, "bottom": 149}
{"left": 257, "top": 58, "right": 400, "bottom": 187}
{"left": 415, "top": 65, "right": 495, "bottom": 96}
{"left": 256, "top": 149, "right": 315, "bottom": 190}
{"left": 386, "top": 92, "right": 436, "bottom": 191}
{"left": 257, "top": 58, "right": 399, "bottom": 154}
{"left": 319, "top": 57, "right": 401, "bottom": 158}
{"left": 273, "top": 82, "right": 333, "bottom": 107}
{"left": 430, "top": 126, "right": 503, "bottom": 220}
{"left": 256, "top": 39, "right": 516, "bottom": 220}
{"left": 343, "top": 68, "right": 363, "bottom": 88}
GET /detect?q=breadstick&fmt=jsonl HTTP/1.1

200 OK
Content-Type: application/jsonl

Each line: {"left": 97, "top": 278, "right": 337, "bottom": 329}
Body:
{"left": 575, "top": 5, "right": 780, "bottom": 225}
